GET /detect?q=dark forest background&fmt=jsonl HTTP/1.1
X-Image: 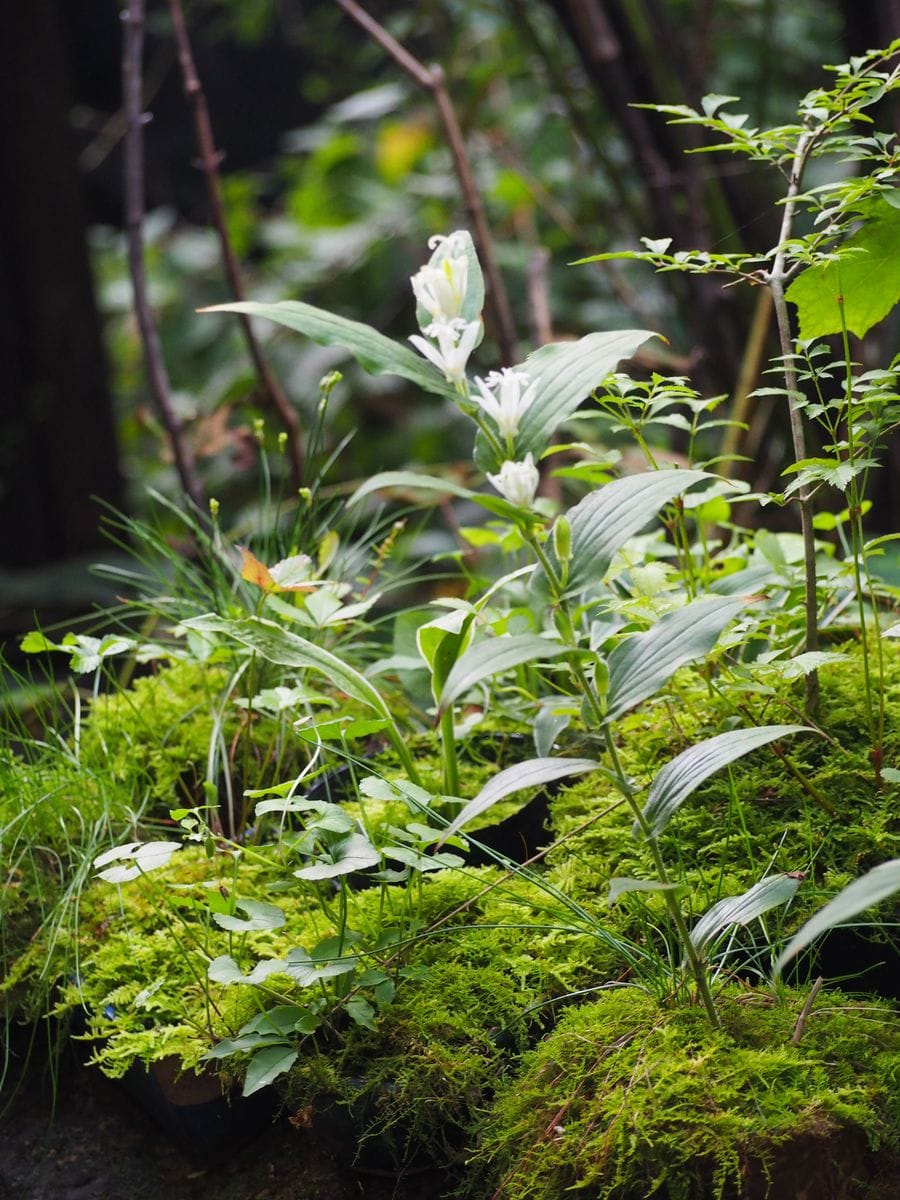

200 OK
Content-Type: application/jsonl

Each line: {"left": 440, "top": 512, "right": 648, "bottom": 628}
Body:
{"left": 2, "top": 0, "right": 898, "bottom": 641}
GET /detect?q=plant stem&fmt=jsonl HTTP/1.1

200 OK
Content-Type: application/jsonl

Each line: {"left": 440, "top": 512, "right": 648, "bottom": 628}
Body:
{"left": 121, "top": 0, "right": 204, "bottom": 513}
{"left": 601, "top": 726, "right": 722, "bottom": 1028}
{"left": 530, "top": 528, "right": 721, "bottom": 1026}
{"left": 764, "top": 131, "right": 818, "bottom": 711}
{"left": 440, "top": 707, "right": 459, "bottom": 796}
{"left": 837, "top": 290, "right": 884, "bottom": 785}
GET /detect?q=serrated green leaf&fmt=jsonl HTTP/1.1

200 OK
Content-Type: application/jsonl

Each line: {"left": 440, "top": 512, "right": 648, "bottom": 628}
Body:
{"left": 639, "top": 724, "right": 812, "bottom": 838}
{"left": 690, "top": 875, "right": 801, "bottom": 956}
{"left": 605, "top": 596, "right": 747, "bottom": 722}
{"left": 204, "top": 300, "right": 455, "bottom": 397}
{"left": 438, "top": 757, "right": 606, "bottom": 846}
{"left": 775, "top": 859, "right": 900, "bottom": 975}
{"left": 786, "top": 201, "right": 900, "bottom": 339}
{"left": 558, "top": 470, "right": 710, "bottom": 596}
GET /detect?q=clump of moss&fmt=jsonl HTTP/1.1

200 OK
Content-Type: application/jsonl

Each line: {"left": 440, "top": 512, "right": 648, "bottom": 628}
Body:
{"left": 474, "top": 986, "right": 900, "bottom": 1200}
{"left": 545, "top": 642, "right": 900, "bottom": 985}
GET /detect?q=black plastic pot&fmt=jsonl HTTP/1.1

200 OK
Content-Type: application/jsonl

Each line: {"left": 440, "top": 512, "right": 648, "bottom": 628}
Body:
{"left": 118, "top": 1055, "right": 278, "bottom": 1164}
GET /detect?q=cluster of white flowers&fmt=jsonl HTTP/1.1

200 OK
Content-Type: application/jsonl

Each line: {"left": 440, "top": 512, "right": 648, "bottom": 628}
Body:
{"left": 410, "top": 231, "right": 541, "bottom": 509}
{"left": 409, "top": 233, "right": 480, "bottom": 386}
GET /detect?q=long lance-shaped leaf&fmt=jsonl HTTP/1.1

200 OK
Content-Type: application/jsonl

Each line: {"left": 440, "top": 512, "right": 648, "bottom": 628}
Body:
{"left": 774, "top": 859, "right": 900, "bottom": 976}
{"left": 437, "top": 757, "right": 605, "bottom": 848}
{"left": 638, "top": 724, "right": 813, "bottom": 839}
{"left": 183, "top": 614, "right": 418, "bottom": 780}
{"left": 558, "top": 470, "right": 711, "bottom": 597}
{"left": 204, "top": 300, "right": 455, "bottom": 398}
{"left": 513, "top": 331, "right": 658, "bottom": 462}
{"left": 437, "top": 634, "right": 569, "bottom": 716}
{"left": 605, "top": 595, "right": 747, "bottom": 723}
{"left": 347, "top": 470, "right": 525, "bottom": 523}
{"left": 690, "top": 875, "right": 801, "bottom": 957}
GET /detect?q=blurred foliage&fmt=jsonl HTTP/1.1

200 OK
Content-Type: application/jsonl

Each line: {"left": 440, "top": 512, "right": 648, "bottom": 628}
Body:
{"left": 91, "top": 0, "right": 891, "bottom": 532}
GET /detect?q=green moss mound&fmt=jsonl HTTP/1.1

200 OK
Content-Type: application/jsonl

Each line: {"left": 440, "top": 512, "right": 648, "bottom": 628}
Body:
{"left": 475, "top": 987, "right": 900, "bottom": 1200}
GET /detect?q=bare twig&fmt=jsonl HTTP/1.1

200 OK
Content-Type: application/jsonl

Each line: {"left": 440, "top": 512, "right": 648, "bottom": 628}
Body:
{"left": 165, "top": 0, "right": 304, "bottom": 484}
{"left": 122, "top": 0, "right": 204, "bottom": 511}
{"left": 791, "top": 976, "right": 823, "bottom": 1045}
{"left": 527, "top": 246, "right": 553, "bottom": 346}
{"left": 335, "top": 0, "right": 518, "bottom": 366}
{"left": 719, "top": 287, "right": 773, "bottom": 478}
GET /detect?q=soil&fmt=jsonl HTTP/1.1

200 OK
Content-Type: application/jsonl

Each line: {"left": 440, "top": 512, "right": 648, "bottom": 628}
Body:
{"left": 0, "top": 1034, "right": 449, "bottom": 1200}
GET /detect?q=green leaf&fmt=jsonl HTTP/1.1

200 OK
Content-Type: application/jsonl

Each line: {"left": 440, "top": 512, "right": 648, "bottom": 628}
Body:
{"left": 775, "top": 859, "right": 900, "bottom": 975}
{"left": 438, "top": 757, "right": 606, "bottom": 846}
{"left": 207, "top": 954, "right": 289, "bottom": 986}
{"left": 437, "top": 634, "right": 568, "bottom": 715}
{"left": 19, "top": 631, "right": 56, "bottom": 654}
{"left": 416, "top": 609, "right": 473, "bottom": 700}
{"left": 639, "top": 724, "right": 813, "bottom": 838}
{"left": 558, "top": 470, "right": 710, "bottom": 596}
{"left": 94, "top": 840, "right": 180, "bottom": 884}
{"left": 182, "top": 614, "right": 391, "bottom": 722}
{"left": 243, "top": 1045, "right": 299, "bottom": 1096}
{"left": 786, "top": 201, "right": 900, "bottom": 339}
{"left": 605, "top": 596, "right": 747, "bottom": 722}
{"left": 293, "top": 831, "right": 381, "bottom": 879}
{"left": 344, "top": 997, "right": 378, "bottom": 1031}
{"left": 690, "top": 875, "right": 801, "bottom": 956}
{"left": 204, "top": 300, "right": 455, "bottom": 397}
{"left": 281, "top": 947, "right": 359, "bottom": 986}
{"left": 505, "top": 331, "right": 657, "bottom": 467}
{"left": 213, "top": 899, "right": 286, "bottom": 933}
{"left": 608, "top": 877, "right": 682, "bottom": 904}
{"left": 348, "top": 470, "right": 475, "bottom": 507}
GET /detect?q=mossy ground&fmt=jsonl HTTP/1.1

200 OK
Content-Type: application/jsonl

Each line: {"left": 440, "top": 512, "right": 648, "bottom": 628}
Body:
{"left": 3, "top": 643, "right": 898, "bottom": 1197}
{"left": 473, "top": 986, "right": 900, "bottom": 1200}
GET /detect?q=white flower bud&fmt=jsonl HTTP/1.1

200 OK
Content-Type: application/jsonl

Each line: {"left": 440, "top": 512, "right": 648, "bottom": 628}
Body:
{"left": 487, "top": 453, "right": 540, "bottom": 509}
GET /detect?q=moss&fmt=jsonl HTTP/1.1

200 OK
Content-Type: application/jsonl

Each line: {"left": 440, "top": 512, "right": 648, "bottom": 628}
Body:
{"left": 475, "top": 987, "right": 900, "bottom": 1200}
{"left": 545, "top": 642, "right": 900, "bottom": 970}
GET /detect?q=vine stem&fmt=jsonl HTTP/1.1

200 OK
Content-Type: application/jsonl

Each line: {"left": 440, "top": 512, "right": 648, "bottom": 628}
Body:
{"left": 335, "top": 0, "right": 518, "bottom": 366}
{"left": 122, "top": 0, "right": 205, "bottom": 512}
{"left": 165, "top": 0, "right": 304, "bottom": 485}
{"left": 763, "top": 130, "right": 819, "bottom": 711}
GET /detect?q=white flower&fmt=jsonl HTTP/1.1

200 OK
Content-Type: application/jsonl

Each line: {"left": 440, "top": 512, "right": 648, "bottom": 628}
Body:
{"left": 487, "top": 453, "right": 540, "bottom": 509}
{"left": 411, "top": 254, "right": 469, "bottom": 324}
{"left": 473, "top": 369, "right": 538, "bottom": 439}
{"left": 409, "top": 318, "right": 481, "bottom": 385}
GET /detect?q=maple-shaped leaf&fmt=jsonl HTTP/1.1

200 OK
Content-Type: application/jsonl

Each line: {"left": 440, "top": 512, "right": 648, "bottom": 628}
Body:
{"left": 787, "top": 199, "right": 900, "bottom": 339}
